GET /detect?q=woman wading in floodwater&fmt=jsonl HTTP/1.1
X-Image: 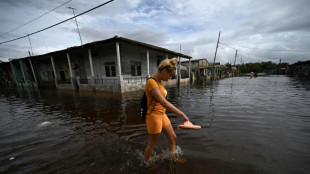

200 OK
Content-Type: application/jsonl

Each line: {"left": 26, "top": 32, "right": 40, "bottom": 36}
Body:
{"left": 144, "top": 57, "right": 189, "bottom": 165}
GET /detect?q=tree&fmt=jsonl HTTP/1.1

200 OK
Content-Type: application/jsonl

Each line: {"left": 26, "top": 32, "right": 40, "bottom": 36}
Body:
{"left": 225, "top": 62, "right": 232, "bottom": 68}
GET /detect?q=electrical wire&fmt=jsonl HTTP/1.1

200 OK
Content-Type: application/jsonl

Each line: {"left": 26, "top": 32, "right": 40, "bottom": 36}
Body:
{"left": 0, "top": 0, "right": 72, "bottom": 38}
{"left": 0, "top": 0, "right": 114, "bottom": 45}
{"left": 219, "top": 43, "right": 237, "bottom": 50}
{"left": 24, "top": 0, "right": 77, "bottom": 29}
{"left": 220, "top": 42, "right": 310, "bottom": 52}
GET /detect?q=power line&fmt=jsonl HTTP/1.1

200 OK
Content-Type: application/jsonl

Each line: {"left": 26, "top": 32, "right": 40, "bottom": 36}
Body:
{"left": 0, "top": 0, "right": 114, "bottom": 45}
{"left": 219, "top": 42, "right": 237, "bottom": 50}
{"left": 24, "top": 0, "right": 77, "bottom": 29}
{"left": 0, "top": 0, "right": 72, "bottom": 38}
{"left": 220, "top": 42, "right": 310, "bottom": 52}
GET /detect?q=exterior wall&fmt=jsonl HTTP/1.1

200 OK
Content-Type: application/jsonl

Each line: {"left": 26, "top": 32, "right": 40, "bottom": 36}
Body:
{"left": 89, "top": 43, "right": 120, "bottom": 92}
{"left": 53, "top": 54, "right": 70, "bottom": 83}
{"left": 118, "top": 42, "right": 169, "bottom": 92}
{"left": 199, "top": 59, "right": 208, "bottom": 67}
{"left": 11, "top": 61, "right": 24, "bottom": 85}
{"left": 183, "top": 59, "right": 212, "bottom": 81}
{"left": 69, "top": 51, "right": 91, "bottom": 81}
{"left": 91, "top": 43, "right": 116, "bottom": 79}
{"left": 35, "top": 58, "right": 55, "bottom": 87}
{"left": 19, "top": 60, "right": 37, "bottom": 87}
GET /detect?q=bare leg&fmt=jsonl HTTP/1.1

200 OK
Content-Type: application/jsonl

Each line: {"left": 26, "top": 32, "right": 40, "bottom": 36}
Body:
{"left": 162, "top": 124, "right": 187, "bottom": 163}
{"left": 162, "top": 124, "right": 177, "bottom": 156}
{"left": 144, "top": 133, "right": 161, "bottom": 161}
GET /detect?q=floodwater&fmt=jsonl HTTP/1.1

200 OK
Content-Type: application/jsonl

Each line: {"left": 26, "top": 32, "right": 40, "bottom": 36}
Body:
{"left": 0, "top": 76, "right": 309, "bottom": 174}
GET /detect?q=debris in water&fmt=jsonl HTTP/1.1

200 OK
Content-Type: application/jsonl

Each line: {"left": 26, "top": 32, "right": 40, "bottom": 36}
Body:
{"left": 40, "top": 121, "right": 52, "bottom": 126}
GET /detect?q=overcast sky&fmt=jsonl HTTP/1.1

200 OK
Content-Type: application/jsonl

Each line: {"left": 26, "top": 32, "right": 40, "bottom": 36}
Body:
{"left": 0, "top": 0, "right": 309, "bottom": 64}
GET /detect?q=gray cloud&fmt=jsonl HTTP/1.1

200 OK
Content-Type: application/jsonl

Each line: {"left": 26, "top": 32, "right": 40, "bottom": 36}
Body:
{"left": 1, "top": 0, "right": 310, "bottom": 64}
{"left": 80, "top": 27, "right": 169, "bottom": 46}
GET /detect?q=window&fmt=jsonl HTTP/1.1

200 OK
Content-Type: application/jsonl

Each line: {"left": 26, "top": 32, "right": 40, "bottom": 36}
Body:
{"left": 105, "top": 62, "right": 116, "bottom": 77}
{"left": 91, "top": 51, "right": 99, "bottom": 57}
{"left": 131, "top": 62, "right": 141, "bottom": 76}
{"left": 157, "top": 56, "right": 163, "bottom": 66}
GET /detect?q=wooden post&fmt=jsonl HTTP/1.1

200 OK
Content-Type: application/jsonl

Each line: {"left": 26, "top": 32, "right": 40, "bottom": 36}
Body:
{"left": 178, "top": 56, "right": 181, "bottom": 84}
{"left": 116, "top": 41, "right": 123, "bottom": 92}
{"left": 50, "top": 56, "right": 58, "bottom": 89}
{"left": 189, "top": 58, "right": 191, "bottom": 79}
{"left": 116, "top": 42, "right": 122, "bottom": 76}
{"left": 19, "top": 60, "right": 27, "bottom": 84}
{"left": 66, "top": 53, "right": 75, "bottom": 90}
{"left": 147, "top": 50, "right": 150, "bottom": 78}
{"left": 88, "top": 49, "right": 95, "bottom": 90}
{"left": 29, "top": 59, "right": 38, "bottom": 85}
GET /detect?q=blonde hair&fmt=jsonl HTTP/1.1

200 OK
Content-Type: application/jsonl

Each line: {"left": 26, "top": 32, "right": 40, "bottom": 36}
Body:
{"left": 158, "top": 57, "right": 178, "bottom": 73}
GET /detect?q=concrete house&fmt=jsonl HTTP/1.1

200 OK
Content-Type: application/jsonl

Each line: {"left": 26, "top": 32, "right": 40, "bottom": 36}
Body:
{"left": 181, "top": 58, "right": 209, "bottom": 80}
{"left": 0, "top": 36, "right": 192, "bottom": 92}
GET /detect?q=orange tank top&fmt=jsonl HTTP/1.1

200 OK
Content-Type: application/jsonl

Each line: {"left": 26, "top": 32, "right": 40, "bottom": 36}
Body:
{"left": 145, "top": 77, "right": 167, "bottom": 114}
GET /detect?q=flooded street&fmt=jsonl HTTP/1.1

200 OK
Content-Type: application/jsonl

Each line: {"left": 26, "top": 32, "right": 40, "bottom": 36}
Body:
{"left": 0, "top": 76, "right": 310, "bottom": 174}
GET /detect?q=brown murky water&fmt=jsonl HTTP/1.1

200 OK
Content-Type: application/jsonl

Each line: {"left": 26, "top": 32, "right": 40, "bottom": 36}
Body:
{"left": 0, "top": 76, "right": 310, "bottom": 174}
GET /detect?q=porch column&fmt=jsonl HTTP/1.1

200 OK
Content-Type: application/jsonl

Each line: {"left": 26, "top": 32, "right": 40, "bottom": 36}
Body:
{"left": 166, "top": 54, "right": 168, "bottom": 59}
{"left": 88, "top": 49, "right": 95, "bottom": 91}
{"left": 19, "top": 60, "right": 27, "bottom": 85}
{"left": 50, "top": 56, "right": 58, "bottom": 89}
{"left": 147, "top": 49, "right": 150, "bottom": 78}
{"left": 177, "top": 56, "right": 181, "bottom": 84}
{"left": 29, "top": 59, "right": 38, "bottom": 85}
{"left": 189, "top": 58, "right": 191, "bottom": 79}
{"left": 116, "top": 41, "right": 123, "bottom": 92}
{"left": 66, "top": 53, "right": 75, "bottom": 90}
{"left": 10, "top": 62, "right": 19, "bottom": 86}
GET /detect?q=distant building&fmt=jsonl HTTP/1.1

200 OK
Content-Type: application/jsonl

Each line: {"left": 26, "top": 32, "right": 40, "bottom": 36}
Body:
{"left": 207, "top": 62, "right": 220, "bottom": 79}
{"left": 182, "top": 58, "right": 209, "bottom": 80}
{"left": 0, "top": 36, "right": 192, "bottom": 92}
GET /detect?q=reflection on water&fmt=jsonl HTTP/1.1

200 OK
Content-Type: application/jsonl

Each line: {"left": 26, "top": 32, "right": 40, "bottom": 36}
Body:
{"left": 0, "top": 76, "right": 310, "bottom": 174}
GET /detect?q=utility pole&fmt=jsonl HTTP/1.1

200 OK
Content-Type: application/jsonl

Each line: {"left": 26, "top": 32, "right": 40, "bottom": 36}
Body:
{"left": 232, "top": 50, "right": 238, "bottom": 77}
{"left": 213, "top": 31, "right": 221, "bottom": 80}
{"left": 233, "top": 50, "right": 238, "bottom": 66}
{"left": 67, "top": 7, "right": 83, "bottom": 46}
{"left": 26, "top": 34, "right": 34, "bottom": 56}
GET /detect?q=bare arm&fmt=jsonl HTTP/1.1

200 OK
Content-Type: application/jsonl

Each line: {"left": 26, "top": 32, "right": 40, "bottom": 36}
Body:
{"left": 150, "top": 87, "right": 189, "bottom": 122}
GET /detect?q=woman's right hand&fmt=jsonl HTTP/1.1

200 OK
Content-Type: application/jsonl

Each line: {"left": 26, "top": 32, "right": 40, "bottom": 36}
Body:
{"left": 181, "top": 113, "right": 189, "bottom": 123}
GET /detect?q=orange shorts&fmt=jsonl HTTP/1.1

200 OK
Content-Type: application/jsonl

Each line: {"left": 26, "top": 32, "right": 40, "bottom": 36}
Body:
{"left": 146, "top": 113, "right": 171, "bottom": 134}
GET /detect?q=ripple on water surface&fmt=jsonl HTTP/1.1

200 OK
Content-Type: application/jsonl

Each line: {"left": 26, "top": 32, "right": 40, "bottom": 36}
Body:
{"left": 0, "top": 76, "right": 310, "bottom": 174}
